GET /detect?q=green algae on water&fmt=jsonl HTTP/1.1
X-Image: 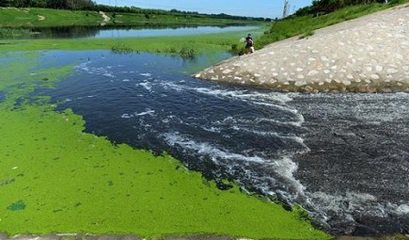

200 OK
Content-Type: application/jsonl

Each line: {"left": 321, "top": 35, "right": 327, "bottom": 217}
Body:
{"left": 0, "top": 52, "right": 330, "bottom": 239}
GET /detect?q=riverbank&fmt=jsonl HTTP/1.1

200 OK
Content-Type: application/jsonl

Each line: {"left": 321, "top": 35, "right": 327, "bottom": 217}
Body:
{"left": 195, "top": 3, "right": 409, "bottom": 93}
{"left": 0, "top": 7, "right": 263, "bottom": 28}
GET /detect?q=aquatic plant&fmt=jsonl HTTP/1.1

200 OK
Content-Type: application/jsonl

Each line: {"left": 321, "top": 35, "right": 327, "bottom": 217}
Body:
{"left": 0, "top": 28, "right": 32, "bottom": 38}
{"left": 179, "top": 47, "right": 196, "bottom": 58}
{"left": 111, "top": 43, "right": 135, "bottom": 54}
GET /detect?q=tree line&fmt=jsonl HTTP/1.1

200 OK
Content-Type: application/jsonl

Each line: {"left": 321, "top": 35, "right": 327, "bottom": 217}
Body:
{"left": 0, "top": 0, "right": 271, "bottom": 22}
{"left": 0, "top": 0, "right": 95, "bottom": 9}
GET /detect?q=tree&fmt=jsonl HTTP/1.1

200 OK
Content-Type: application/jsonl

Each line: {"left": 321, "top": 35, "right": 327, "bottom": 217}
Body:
{"left": 0, "top": 0, "right": 12, "bottom": 7}
{"left": 33, "top": 0, "right": 47, "bottom": 7}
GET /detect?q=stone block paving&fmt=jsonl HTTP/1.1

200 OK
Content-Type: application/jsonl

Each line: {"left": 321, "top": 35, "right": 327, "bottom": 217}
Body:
{"left": 195, "top": 4, "right": 409, "bottom": 92}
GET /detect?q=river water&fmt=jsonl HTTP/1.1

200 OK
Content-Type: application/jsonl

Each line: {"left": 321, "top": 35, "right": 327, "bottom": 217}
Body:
{"left": 2, "top": 25, "right": 259, "bottom": 39}
{"left": 33, "top": 50, "right": 409, "bottom": 235}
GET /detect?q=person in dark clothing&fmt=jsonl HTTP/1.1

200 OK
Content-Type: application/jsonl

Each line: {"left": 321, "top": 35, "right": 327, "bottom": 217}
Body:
{"left": 245, "top": 33, "right": 255, "bottom": 54}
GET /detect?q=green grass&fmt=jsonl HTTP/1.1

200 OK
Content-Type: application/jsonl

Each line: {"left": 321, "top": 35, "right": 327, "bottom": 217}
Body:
{"left": 0, "top": 7, "right": 262, "bottom": 28}
{"left": 0, "top": 8, "right": 102, "bottom": 28}
{"left": 0, "top": 52, "right": 330, "bottom": 239}
{"left": 0, "top": 28, "right": 32, "bottom": 38}
{"left": 256, "top": 1, "right": 409, "bottom": 48}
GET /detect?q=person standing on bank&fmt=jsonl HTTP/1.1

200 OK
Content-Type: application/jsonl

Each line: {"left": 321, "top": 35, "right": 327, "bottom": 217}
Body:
{"left": 245, "top": 33, "right": 255, "bottom": 54}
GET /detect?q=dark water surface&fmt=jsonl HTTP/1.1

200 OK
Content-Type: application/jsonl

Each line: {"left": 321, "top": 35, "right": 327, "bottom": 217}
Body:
{"left": 3, "top": 25, "right": 259, "bottom": 39}
{"left": 36, "top": 51, "right": 409, "bottom": 235}
{"left": 0, "top": 92, "right": 5, "bottom": 102}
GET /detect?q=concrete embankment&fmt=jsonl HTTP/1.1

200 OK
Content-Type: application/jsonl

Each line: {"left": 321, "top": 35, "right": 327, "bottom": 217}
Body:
{"left": 195, "top": 4, "right": 409, "bottom": 93}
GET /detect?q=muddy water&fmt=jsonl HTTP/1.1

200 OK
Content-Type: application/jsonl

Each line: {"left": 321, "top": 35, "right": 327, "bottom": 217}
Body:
{"left": 33, "top": 50, "right": 409, "bottom": 235}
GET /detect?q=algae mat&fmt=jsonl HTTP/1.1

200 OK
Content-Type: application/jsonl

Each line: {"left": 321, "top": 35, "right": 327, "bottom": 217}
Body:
{"left": 0, "top": 52, "right": 329, "bottom": 239}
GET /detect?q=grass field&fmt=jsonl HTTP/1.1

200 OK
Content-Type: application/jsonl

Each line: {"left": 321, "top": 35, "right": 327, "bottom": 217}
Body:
{"left": 0, "top": 7, "right": 262, "bottom": 28}
{"left": 0, "top": 8, "right": 102, "bottom": 27}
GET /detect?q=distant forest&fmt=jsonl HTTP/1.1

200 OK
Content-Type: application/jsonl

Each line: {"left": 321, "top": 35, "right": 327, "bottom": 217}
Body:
{"left": 295, "top": 0, "right": 397, "bottom": 16}
{"left": 0, "top": 0, "right": 271, "bottom": 21}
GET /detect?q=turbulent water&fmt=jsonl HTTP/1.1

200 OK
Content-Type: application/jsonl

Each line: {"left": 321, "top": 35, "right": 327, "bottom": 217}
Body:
{"left": 37, "top": 51, "right": 409, "bottom": 235}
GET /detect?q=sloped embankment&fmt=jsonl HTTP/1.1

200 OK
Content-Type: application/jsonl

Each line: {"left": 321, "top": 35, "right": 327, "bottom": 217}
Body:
{"left": 195, "top": 4, "right": 409, "bottom": 93}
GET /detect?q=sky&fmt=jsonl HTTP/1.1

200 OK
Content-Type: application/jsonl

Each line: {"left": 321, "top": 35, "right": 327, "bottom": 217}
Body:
{"left": 95, "top": 0, "right": 313, "bottom": 18}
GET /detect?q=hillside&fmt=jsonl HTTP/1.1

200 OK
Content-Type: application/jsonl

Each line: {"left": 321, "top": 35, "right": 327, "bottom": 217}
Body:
{"left": 256, "top": 0, "right": 409, "bottom": 48}
{"left": 0, "top": 7, "right": 265, "bottom": 28}
{"left": 196, "top": 3, "right": 409, "bottom": 93}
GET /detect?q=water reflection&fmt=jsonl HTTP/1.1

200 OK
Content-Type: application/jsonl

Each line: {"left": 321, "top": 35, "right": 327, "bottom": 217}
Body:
{"left": 1, "top": 25, "right": 259, "bottom": 40}
{"left": 0, "top": 92, "right": 5, "bottom": 102}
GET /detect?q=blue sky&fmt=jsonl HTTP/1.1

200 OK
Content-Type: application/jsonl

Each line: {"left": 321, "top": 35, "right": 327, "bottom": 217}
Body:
{"left": 95, "top": 0, "right": 313, "bottom": 18}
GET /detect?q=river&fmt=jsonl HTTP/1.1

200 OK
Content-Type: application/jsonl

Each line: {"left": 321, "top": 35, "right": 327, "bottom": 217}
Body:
{"left": 29, "top": 50, "right": 409, "bottom": 236}
{"left": 1, "top": 25, "right": 260, "bottom": 39}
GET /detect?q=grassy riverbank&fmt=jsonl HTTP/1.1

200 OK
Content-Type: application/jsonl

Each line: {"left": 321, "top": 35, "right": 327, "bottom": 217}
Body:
{"left": 0, "top": 52, "right": 329, "bottom": 239}
{"left": 0, "top": 8, "right": 102, "bottom": 28}
{"left": 256, "top": 1, "right": 409, "bottom": 48}
{"left": 0, "top": 7, "right": 263, "bottom": 28}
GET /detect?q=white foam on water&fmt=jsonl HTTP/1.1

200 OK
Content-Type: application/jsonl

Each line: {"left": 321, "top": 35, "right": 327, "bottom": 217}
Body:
{"left": 76, "top": 62, "right": 91, "bottom": 73}
{"left": 161, "top": 82, "right": 184, "bottom": 92}
{"left": 140, "top": 73, "right": 152, "bottom": 77}
{"left": 103, "top": 73, "right": 115, "bottom": 78}
{"left": 122, "top": 79, "right": 130, "bottom": 82}
{"left": 163, "top": 132, "right": 306, "bottom": 197}
{"left": 201, "top": 126, "right": 222, "bottom": 133}
{"left": 271, "top": 156, "right": 306, "bottom": 196}
{"left": 255, "top": 117, "right": 304, "bottom": 127}
{"left": 76, "top": 62, "right": 120, "bottom": 80}
{"left": 212, "top": 115, "right": 305, "bottom": 132}
{"left": 120, "top": 109, "right": 155, "bottom": 119}
{"left": 230, "top": 126, "right": 308, "bottom": 150}
{"left": 134, "top": 110, "right": 155, "bottom": 117}
{"left": 137, "top": 82, "right": 153, "bottom": 92}
{"left": 306, "top": 191, "right": 409, "bottom": 223}
{"left": 163, "top": 132, "right": 266, "bottom": 164}
{"left": 160, "top": 82, "right": 294, "bottom": 105}
{"left": 121, "top": 113, "right": 132, "bottom": 119}
{"left": 193, "top": 87, "right": 293, "bottom": 103}
{"left": 395, "top": 204, "right": 409, "bottom": 215}
{"left": 395, "top": 92, "right": 409, "bottom": 98}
